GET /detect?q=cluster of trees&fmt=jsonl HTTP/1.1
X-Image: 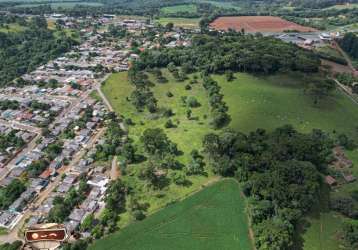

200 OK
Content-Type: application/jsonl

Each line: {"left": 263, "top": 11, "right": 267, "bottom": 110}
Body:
{"left": 0, "top": 241, "right": 22, "bottom": 250}
{"left": 0, "top": 179, "right": 26, "bottom": 210}
{"left": 128, "top": 66, "right": 158, "bottom": 113}
{"left": 0, "top": 100, "right": 20, "bottom": 110}
{"left": 137, "top": 32, "right": 320, "bottom": 75}
{"left": 339, "top": 32, "right": 358, "bottom": 60}
{"left": 336, "top": 73, "right": 358, "bottom": 93}
{"left": 80, "top": 179, "right": 127, "bottom": 239}
{"left": 138, "top": 128, "right": 181, "bottom": 188}
{"left": 93, "top": 115, "right": 125, "bottom": 161}
{"left": 0, "top": 16, "right": 78, "bottom": 87}
{"left": 0, "top": 130, "right": 25, "bottom": 155}
{"left": 342, "top": 220, "right": 358, "bottom": 249}
{"left": 202, "top": 75, "right": 230, "bottom": 129}
{"left": 202, "top": 125, "right": 333, "bottom": 249}
{"left": 48, "top": 177, "right": 89, "bottom": 223}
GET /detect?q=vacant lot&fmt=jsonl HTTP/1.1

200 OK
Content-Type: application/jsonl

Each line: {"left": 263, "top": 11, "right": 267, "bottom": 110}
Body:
{"left": 210, "top": 16, "right": 317, "bottom": 33}
{"left": 89, "top": 179, "right": 253, "bottom": 250}
{"left": 160, "top": 4, "right": 197, "bottom": 14}
{"left": 215, "top": 73, "right": 358, "bottom": 140}
{"left": 156, "top": 17, "right": 200, "bottom": 28}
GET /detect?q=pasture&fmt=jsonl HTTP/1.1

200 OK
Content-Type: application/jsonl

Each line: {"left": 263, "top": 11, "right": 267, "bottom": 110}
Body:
{"left": 215, "top": 73, "right": 358, "bottom": 140}
{"left": 101, "top": 70, "right": 213, "bottom": 163}
{"left": 160, "top": 4, "right": 197, "bottom": 14}
{"left": 199, "top": 0, "right": 241, "bottom": 10}
{"left": 89, "top": 179, "right": 253, "bottom": 250}
{"left": 156, "top": 17, "right": 200, "bottom": 28}
{"left": 210, "top": 16, "right": 317, "bottom": 33}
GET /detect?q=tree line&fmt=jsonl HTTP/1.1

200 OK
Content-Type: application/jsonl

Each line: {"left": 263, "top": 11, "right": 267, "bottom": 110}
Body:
{"left": 136, "top": 32, "right": 320, "bottom": 75}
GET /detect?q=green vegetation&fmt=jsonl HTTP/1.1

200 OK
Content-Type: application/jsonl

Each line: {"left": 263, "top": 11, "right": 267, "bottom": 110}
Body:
{"left": 89, "top": 179, "right": 253, "bottom": 250}
{"left": 199, "top": 0, "right": 241, "bottom": 10}
{"left": 0, "top": 179, "right": 26, "bottom": 210}
{"left": 0, "top": 16, "right": 78, "bottom": 87}
{"left": 0, "top": 241, "right": 22, "bottom": 250}
{"left": 102, "top": 70, "right": 213, "bottom": 159}
{"left": 324, "top": 3, "right": 358, "bottom": 10}
{"left": 214, "top": 73, "right": 358, "bottom": 139}
{"left": 156, "top": 17, "right": 200, "bottom": 28}
{"left": 160, "top": 4, "right": 197, "bottom": 14}
{"left": 15, "top": 1, "right": 103, "bottom": 8}
{"left": 315, "top": 45, "right": 347, "bottom": 65}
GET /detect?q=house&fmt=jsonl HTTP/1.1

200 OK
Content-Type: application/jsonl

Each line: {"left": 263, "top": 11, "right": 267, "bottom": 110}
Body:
{"left": 325, "top": 175, "right": 337, "bottom": 186}
{"left": 343, "top": 174, "right": 356, "bottom": 183}
{"left": 68, "top": 208, "right": 86, "bottom": 222}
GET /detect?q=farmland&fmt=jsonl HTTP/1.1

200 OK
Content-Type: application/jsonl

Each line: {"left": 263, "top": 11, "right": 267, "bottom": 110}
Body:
{"left": 160, "top": 4, "right": 197, "bottom": 14}
{"left": 89, "top": 179, "right": 253, "bottom": 250}
{"left": 211, "top": 73, "right": 358, "bottom": 140}
{"left": 199, "top": 0, "right": 241, "bottom": 10}
{"left": 156, "top": 17, "right": 200, "bottom": 28}
{"left": 210, "top": 16, "right": 317, "bottom": 33}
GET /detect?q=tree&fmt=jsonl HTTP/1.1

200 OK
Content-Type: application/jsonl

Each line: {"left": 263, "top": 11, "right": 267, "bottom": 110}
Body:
{"left": 140, "top": 128, "right": 177, "bottom": 157}
{"left": 254, "top": 218, "right": 294, "bottom": 250}
{"left": 305, "top": 78, "right": 336, "bottom": 104}
{"left": 104, "top": 179, "right": 127, "bottom": 213}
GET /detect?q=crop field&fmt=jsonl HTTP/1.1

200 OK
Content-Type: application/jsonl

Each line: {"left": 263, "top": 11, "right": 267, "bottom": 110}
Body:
{"left": 160, "top": 4, "right": 197, "bottom": 14}
{"left": 214, "top": 73, "right": 358, "bottom": 140}
{"left": 210, "top": 16, "right": 317, "bottom": 33}
{"left": 89, "top": 179, "right": 253, "bottom": 250}
{"left": 156, "top": 17, "right": 200, "bottom": 28}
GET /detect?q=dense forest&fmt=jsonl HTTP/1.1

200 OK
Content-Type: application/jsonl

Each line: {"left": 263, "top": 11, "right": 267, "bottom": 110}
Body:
{"left": 202, "top": 125, "right": 333, "bottom": 249}
{"left": 0, "top": 16, "right": 78, "bottom": 87}
{"left": 137, "top": 32, "right": 320, "bottom": 75}
{"left": 339, "top": 32, "right": 358, "bottom": 59}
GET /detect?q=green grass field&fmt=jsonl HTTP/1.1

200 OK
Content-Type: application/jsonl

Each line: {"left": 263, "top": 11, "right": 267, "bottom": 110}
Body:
{"left": 0, "top": 23, "right": 26, "bottom": 33}
{"left": 156, "top": 17, "right": 200, "bottom": 28}
{"left": 215, "top": 73, "right": 358, "bottom": 140}
{"left": 102, "top": 70, "right": 213, "bottom": 163}
{"left": 89, "top": 179, "right": 253, "bottom": 250}
{"left": 160, "top": 4, "right": 197, "bottom": 14}
{"left": 199, "top": 0, "right": 241, "bottom": 10}
{"left": 316, "top": 45, "right": 345, "bottom": 60}
{"left": 102, "top": 70, "right": 218, "bottom": 227}
{"left": 324, "top": 3, "right": 358, "bottom": 10}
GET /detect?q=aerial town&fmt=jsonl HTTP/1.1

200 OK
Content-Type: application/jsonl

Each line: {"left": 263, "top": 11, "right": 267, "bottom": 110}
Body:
{"left": 0, "top": 1, "right": 358, "bottom": 249}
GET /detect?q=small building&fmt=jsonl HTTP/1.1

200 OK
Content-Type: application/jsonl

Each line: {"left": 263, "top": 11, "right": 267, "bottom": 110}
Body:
{"left": 325, "top": 175, "right": 337, "bottom": 186}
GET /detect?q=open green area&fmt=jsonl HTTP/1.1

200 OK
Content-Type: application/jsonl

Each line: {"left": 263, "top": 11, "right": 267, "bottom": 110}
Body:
{"left": 156, "top": 17, "right": 200, "bottom": 28}
{"left": 296, "top": 184, "right": 344, "bottom": 250}
{"left": 102, "top": 70, "right": 213, "bottom": 161}
{"left": 214, "top": 73, "right": 358, "bottom": 140}
{"left": 0, "top": 23, "right": 26, "bottom": 33}
{"left": 324, "top": 3, "right": 358, "bottom": 10}
{"left": 199, "top": 0, "right": 241, "bottom": 10}
{"left": 160, "top": 4, "right": 197, "bottom": 14}
{"left": 89, "top": 179, "right": 253, "bottom": 250}
{"left": 101, "top": 70, "right": 218, "bottom": 227}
